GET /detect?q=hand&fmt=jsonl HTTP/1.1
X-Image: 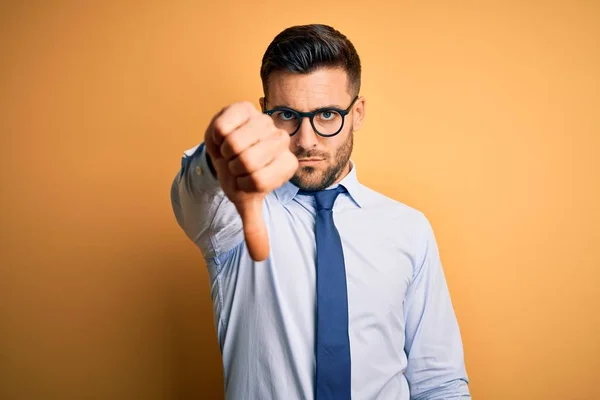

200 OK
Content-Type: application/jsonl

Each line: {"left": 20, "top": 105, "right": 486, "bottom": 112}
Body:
{"left": 204, "top": 101, "right": 298, "bottom": 261}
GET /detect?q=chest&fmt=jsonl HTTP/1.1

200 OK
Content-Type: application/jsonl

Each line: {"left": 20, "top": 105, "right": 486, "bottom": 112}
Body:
{"left": 266, "top": 202, "right": 415, "bottom": 320}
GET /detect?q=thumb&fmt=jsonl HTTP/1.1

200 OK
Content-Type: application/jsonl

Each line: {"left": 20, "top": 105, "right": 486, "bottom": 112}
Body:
{"left": 236, "top": 196, "right": 270, "bottom": 261}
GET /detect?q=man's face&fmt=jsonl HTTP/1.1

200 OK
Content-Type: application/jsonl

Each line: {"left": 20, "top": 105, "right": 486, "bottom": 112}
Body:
{"left": 261, "top": 68, "right": 365, "bottom": 191}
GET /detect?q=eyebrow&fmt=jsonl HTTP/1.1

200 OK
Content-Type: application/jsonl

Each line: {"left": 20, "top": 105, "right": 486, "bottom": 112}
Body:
{"left": 268, "top": 103, "right": 345, "bottom": 112}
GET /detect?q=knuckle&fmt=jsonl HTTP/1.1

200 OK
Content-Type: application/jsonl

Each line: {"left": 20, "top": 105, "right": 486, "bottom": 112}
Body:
{"left": 237, "top": 101, "right": 257, "bottom": 115}
{"left": 274, "top": 133, "right": 290, "bottom": 152}
{"left": 251, "top": 114, "right": 272, "bottom": 132}
{"left": 279, "top": 129, "right": 291, "bottom": 143}
{"left": 259, "top": 113, "right": 273, "bottom": 125}
{"left": 222, "top": 136, "right": 240, "bottom": 156}
{"left": 213, "top": 117, "right": 229, "bottom": 135}
{"left": 238, "top": 151, "right": 257, "bottom": 172}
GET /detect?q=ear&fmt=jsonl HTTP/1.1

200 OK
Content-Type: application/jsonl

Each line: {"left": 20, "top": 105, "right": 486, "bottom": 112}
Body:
{"left": 352, "top": 96, "right": 366, "bottom": 131}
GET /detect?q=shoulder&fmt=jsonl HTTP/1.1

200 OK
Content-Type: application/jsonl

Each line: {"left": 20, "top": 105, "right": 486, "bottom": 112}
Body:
{"left": 357, "top": 184, "right": 439, "bottom": 271}
{"left": 358, "top": 184, "right": 431, "bottom": 231}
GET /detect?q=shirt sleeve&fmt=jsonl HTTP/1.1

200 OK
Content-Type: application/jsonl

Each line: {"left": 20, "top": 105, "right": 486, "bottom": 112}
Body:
{"left": 170, "top": 142, "right": 244, "bottom": 260}
{"left": 403, "top": 215, "right": 471, "bottom": 399}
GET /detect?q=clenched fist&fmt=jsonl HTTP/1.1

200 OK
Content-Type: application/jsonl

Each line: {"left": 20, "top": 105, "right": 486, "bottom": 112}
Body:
{"left": 204, "top": 101, "right": 299, "bottom": 261}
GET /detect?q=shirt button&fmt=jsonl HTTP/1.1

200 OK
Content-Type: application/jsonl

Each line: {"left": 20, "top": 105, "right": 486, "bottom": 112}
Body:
{"left": 195, "top": 166, "right": 204, "bottom": 176}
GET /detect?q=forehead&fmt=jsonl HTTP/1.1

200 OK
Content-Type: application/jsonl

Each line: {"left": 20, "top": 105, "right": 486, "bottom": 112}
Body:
{"left": 266, "top": 67, "right": 351, "bottom": 110}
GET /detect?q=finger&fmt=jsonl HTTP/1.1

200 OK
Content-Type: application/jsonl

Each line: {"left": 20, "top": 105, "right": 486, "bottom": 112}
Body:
{"left": 236, "top": 196, "right": 270, "bottom": 262}
{"left": 236, "top": 150, "right": 298, "bottom": 193}
{"left": 212, "top": 102, "right": 259, "bottom": 147}
{"left": 227, "top": 131, "right": 289, "bottom": 177}
{"left": 220, "top": 114, "right": 275, "bottom": 161}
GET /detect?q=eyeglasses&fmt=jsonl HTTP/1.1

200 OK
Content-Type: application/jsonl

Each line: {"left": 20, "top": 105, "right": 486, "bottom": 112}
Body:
{"left": 263, "top": 95, "right": 359, "bottom": 137}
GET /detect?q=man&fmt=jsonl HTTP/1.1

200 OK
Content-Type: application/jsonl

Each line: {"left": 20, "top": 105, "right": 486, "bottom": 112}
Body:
{"left": 171, "top": 24, "right": 470, "bottom": 399}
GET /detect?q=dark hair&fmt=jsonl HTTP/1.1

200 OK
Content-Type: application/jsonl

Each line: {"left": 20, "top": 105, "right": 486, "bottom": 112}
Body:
{"left": 260, "top": 24, "right": 361, "bottom": 98}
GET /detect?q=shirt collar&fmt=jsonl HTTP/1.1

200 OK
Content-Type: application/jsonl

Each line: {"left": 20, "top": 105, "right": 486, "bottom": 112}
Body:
{"left": 273, "top": 160, "right": 365, "bottom": 208}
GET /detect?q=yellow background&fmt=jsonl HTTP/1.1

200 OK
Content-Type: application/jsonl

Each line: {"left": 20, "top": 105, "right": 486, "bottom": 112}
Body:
{"left": 1, "top": 1, "right": 599, "bottom": 399}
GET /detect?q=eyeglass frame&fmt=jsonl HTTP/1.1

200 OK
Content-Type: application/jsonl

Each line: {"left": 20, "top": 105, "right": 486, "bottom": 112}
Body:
{"left": 262, "top": 95, "right": 360, "bottom": 137}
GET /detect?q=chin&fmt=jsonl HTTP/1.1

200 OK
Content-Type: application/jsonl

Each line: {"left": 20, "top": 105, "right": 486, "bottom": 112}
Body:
{"left": 291, "top": 167, "right": 335, "bottom": 191}
{"left": 291, "top": 168, "right": 324, "bottom": 191}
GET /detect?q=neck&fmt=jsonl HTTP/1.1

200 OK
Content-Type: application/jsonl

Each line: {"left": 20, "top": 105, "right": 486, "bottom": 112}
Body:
{"left": 331, "top": 161, "right": 352, "bottom": 186}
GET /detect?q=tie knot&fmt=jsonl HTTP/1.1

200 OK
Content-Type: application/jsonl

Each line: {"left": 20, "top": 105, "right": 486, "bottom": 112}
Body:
{"left": 300, "top": 186, "right": 346, "bottom": 211}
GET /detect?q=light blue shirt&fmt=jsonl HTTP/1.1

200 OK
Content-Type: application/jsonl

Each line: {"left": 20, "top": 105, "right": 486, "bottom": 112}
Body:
{"left": 171, "top": 143, "right": 470, "bottom": 400}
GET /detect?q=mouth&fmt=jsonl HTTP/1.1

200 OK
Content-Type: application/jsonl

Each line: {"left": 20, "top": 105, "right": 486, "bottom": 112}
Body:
{"left": 298, "top": 158, "right": 325, "bottom": 164}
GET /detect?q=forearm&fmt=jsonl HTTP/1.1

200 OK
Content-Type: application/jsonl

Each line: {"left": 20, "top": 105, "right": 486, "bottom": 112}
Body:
{"left": 171, "top": 143, "right": 242, "bottom": 259}
{"left": 404, "top": 214, "right": 471, "bottom": 399}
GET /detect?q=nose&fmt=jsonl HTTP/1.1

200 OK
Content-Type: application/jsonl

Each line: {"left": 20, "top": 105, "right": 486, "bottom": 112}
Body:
{"left": 293, "top": 116, "right": 319, "bottom": 150}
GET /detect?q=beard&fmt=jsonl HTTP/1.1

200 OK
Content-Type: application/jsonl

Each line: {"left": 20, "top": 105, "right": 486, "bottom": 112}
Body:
{"left": 290, "top": 127, "right": 354, "bottom": 191}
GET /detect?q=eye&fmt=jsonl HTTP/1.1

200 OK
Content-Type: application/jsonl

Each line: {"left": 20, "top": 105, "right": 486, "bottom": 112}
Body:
{"left": 318, "top": 110, "right": 337, "bottom": 121}
{"left": 276, "top": 111, "right": 296, "bottom": 121}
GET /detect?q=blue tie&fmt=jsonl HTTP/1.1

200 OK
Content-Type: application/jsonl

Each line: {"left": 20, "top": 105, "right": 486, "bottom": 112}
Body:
{"left": 304, "top": 186, "right": 352, "bottom": 400}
